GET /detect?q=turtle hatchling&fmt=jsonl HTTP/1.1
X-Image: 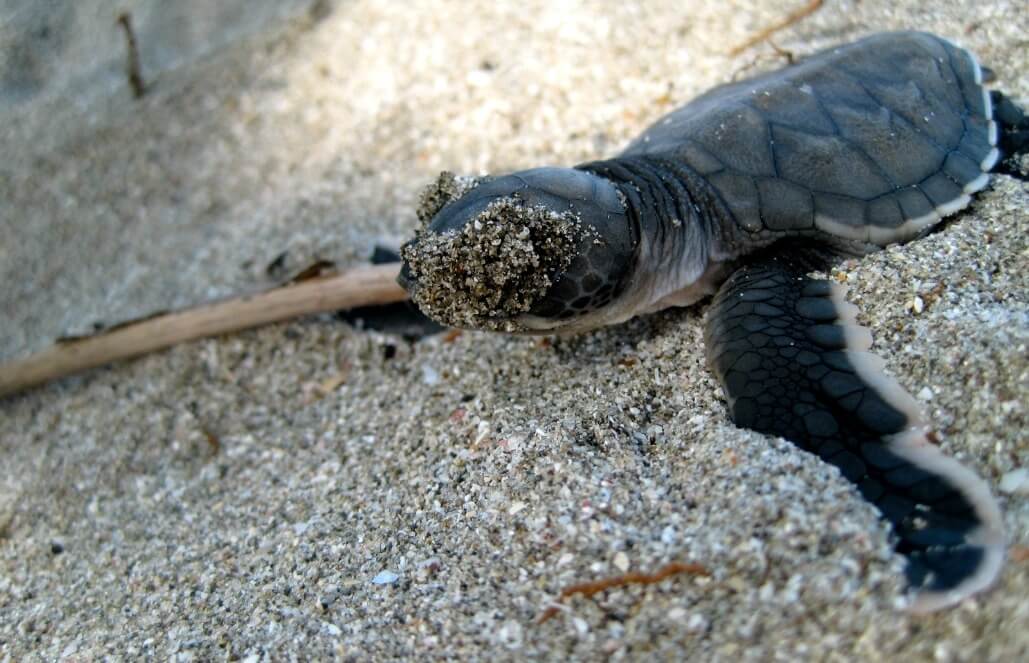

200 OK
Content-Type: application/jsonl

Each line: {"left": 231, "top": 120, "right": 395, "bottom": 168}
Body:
{"left": 398, "top": 31, "right": 1028, "bottom": 611}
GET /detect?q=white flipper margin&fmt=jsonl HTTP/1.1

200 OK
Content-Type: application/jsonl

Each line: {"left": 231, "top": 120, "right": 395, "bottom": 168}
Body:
{"left": 887, "top": 430, "right": 1006, "bottom": 613}
{"left": 829, "top": 284, "right": 1006, "bottom": 612}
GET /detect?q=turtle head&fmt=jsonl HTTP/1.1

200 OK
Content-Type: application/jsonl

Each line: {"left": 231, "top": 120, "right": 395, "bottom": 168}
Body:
{"left": 398, "top": 167, "right": 637, "bottom": 334}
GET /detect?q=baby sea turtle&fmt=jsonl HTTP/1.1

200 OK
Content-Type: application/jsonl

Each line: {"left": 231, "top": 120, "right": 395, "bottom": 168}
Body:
{"left": 398, "top": 31, "right": 1027, "bottom": 611}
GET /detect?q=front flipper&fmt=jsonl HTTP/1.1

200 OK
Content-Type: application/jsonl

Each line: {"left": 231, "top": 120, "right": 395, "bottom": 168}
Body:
{"left": 703, "top": 254, "right": 1005, "bottom": 611}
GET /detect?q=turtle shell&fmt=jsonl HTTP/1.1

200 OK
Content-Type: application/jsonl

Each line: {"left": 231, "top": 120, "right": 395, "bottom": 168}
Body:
{"left": 623, "top": 31, "right": 999, "bottom": 247}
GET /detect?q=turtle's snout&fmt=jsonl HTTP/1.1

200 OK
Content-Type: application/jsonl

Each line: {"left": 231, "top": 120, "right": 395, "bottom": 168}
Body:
{"left": 399, "top": 194, "right": 581, "bottom": 333}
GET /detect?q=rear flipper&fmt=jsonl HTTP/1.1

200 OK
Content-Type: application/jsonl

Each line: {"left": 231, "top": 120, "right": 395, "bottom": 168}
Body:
{"left": 991, "top": 90, "right": 1029, "bottom": 179}
{"left": 703, "top": 254, "right": 1005, "bottom": 611}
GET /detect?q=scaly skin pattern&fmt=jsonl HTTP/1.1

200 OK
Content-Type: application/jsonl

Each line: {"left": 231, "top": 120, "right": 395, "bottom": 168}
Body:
{"left": 704, "top": 252, "right": 1004, "bottom": 612}
{"left": 400, "top": 31, "right": 1025, "bottom": 610}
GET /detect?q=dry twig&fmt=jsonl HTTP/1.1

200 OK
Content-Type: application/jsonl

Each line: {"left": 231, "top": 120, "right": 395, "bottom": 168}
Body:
{"left": 116, "top": 12, "right": 146, "bottom": 98}
{"left": 0, "top": 263, "right": 407, "bottom": 398}
{"left": 728, "top": 0, "right": 824, "bottom": 57}
{"left": 537, "top": 561, "right": 710, "bottom": 624}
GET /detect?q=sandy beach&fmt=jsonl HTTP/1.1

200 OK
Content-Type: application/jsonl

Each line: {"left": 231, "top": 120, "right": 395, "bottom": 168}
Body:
{"left": 1, "top": 1, "right": 1027, "bottom": 659}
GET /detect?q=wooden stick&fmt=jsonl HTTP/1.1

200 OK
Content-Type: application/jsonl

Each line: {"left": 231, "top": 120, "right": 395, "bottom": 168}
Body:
{"left": 0, "top": 263, "right": 408, "bottom": 398}
{"left": 116, "top": 12, "right": 146, "bottom": 99}
{"left": 537, "top": 561, "right": 710, "bottom": 624}
{"left": 728, "top": 0, "right": 824, "bottom": 56}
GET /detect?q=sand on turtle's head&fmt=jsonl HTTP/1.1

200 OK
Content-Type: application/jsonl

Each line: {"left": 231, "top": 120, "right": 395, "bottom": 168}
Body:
{"left": 415, "top": 171, "right": 486, "bottom": 225}
{"left": 400, "top": 196, "right": 582, "bottom": 332}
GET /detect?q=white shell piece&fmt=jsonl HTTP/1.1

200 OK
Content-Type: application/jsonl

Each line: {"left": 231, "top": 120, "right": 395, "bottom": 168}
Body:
{"left": 981, "top": 147, "right": 1000, "bottom": 172}
{"left": 935, "top": 193, "right": 972, "bottom": 217}
{"left": 962, "top": 172, "right": 990, "bottom": 194}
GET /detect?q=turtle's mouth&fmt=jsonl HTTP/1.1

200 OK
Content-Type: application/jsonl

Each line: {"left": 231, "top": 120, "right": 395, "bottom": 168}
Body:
{"left": 398, "top": 196, "right": 582, "bottom": 333}
{"left": 395, "top": 261, "right": 415, "bottom": 292}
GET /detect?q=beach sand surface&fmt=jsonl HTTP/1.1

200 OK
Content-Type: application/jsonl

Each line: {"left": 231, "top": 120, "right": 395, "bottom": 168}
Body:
{"left": 1, "top": 1, "right": 1027, "bottom": 659}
